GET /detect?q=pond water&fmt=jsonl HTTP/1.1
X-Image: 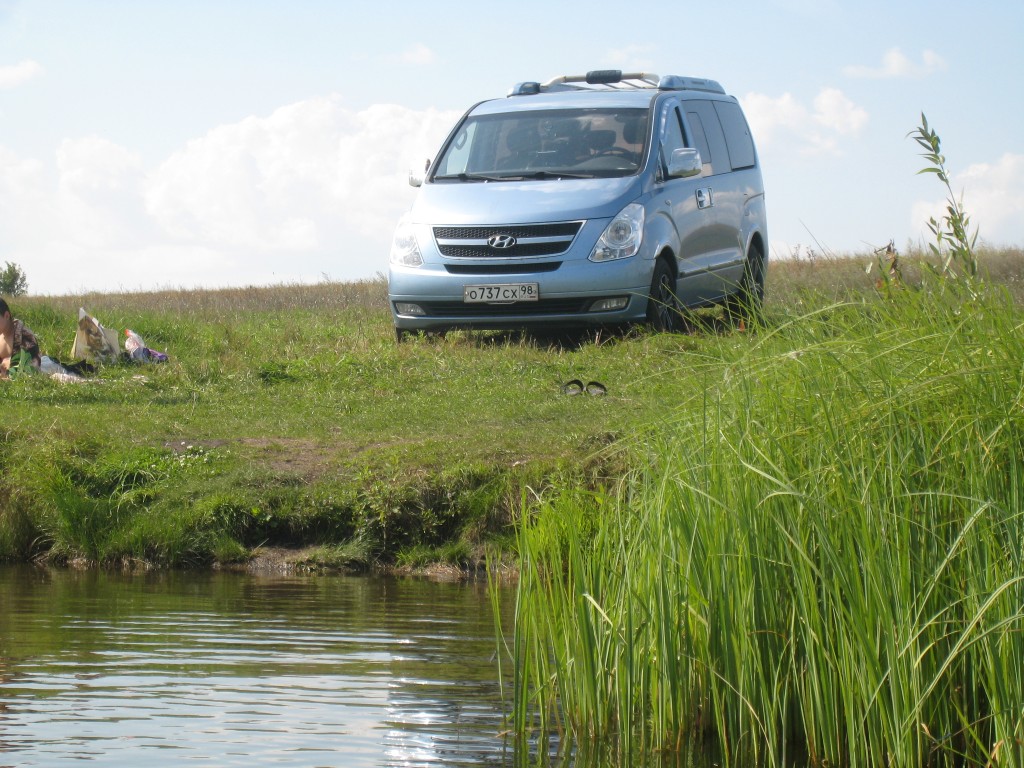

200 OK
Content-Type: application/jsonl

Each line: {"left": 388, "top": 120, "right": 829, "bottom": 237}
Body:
{"left": 0, "top": 565, "right": 523, "bottom": 767}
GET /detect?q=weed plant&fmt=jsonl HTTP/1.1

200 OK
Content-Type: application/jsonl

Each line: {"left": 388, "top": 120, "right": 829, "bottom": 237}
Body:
{"left": 511, "top": 284, "right": 1024, "bottom": 764}
{"left": 506, "top": 119, "right": 1024, "bottom": 765}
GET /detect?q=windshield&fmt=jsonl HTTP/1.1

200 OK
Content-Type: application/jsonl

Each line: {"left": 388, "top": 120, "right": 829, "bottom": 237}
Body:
{"left": 432, "top": 108, "right": 649, "bottom": 181}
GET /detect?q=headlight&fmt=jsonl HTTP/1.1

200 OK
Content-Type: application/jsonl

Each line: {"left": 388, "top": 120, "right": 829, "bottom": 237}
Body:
{"left": 589, "top": 203, "right": 644, "bottom": 262}
{"left": 389, "top": 218, "right": 423, "bottom": 267}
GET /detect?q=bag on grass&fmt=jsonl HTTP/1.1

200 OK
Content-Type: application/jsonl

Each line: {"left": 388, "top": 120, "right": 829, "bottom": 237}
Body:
{"left": 124, "top": 328, "right": 169, "bottom": 364}
{"left": 71, "top": 308, "right": 119, "bottom": 362}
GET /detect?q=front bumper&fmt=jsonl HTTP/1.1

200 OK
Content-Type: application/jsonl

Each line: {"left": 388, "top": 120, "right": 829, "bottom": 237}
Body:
{"left": 388, "top": 256, "right": 654, "bottom": 331}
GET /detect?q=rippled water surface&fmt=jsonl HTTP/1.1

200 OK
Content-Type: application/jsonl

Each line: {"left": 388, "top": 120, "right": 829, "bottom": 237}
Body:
{"left": 0, "top": 566, "right": 517, "bottom": 767}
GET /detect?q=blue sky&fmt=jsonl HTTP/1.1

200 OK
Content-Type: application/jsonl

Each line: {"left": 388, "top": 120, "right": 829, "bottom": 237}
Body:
{"left": 1, "top": 0, "right": 1021, "bottom": 295}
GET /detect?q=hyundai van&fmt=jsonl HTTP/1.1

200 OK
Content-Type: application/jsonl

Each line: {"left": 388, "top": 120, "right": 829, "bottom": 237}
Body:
{"left": 387, "top": 70, "right": 767, "bottom": 340}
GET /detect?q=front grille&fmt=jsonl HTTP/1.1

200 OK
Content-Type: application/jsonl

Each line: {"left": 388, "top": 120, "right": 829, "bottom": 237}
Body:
{"left": 441, "top": 243, "right": 566, "bottom": 258}
{"left": 418, "top": 298, "right": 592, "bottom": 317}
{"left": 434, "top": 222, "right": 583, "bottom": 259}
{"left": 445, "top": 262, "right": 561, "bottom": 275}
{"left": 434, "top": 223, "right": 581, "bottom": 239}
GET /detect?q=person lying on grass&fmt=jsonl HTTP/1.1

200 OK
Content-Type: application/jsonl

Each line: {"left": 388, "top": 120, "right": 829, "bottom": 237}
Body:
{"left": 0, "top": 296, "right": 41, "bottom": 379}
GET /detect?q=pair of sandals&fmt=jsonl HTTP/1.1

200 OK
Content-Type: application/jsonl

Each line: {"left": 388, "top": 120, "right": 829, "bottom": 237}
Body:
{"left": 561, "top": 379, "right": 607, "bottom": 397}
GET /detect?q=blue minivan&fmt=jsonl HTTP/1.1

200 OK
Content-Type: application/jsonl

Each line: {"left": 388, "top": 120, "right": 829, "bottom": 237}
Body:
{"left": 388, "top": 70, "right": 767, "bottom": 340}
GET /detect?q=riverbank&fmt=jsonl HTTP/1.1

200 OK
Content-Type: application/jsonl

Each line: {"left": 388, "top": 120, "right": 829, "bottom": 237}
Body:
{"left": 2, "top": 247, "right": 1022, "bottom": 573}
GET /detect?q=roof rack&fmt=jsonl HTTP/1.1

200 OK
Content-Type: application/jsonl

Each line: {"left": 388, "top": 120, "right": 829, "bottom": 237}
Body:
{"left": 544, "top": 70, "right": 661, "bottom": 89}
{"left": 508, "top": 70, "right": 726, "bottom": 97}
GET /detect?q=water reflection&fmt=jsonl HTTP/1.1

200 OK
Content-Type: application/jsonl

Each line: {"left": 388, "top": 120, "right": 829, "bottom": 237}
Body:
{"left": 0, "top": 565, "right": 516, "bottom": 767}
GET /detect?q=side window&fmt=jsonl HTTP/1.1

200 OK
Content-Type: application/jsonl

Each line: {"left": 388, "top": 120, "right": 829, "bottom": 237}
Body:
{"left": 658, "top": 106, "right": 690, "bottom": 182}
{"left": 439, "top": 122, "right": 476, "bottom": 175}
{"left": 684, "top": 111, "right": 712, "bottom": 169}
{"left": 714, "top": 101, "right": 756, "bottom": 170}
{"left": 663, "top": 105, "right": 686, "bottom": 155}
{"left": 685, "top": 101, "right": 730, "bottom": 176}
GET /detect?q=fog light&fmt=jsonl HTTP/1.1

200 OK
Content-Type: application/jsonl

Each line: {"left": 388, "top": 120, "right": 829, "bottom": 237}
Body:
{"left": 395, "top": 303, "right": 426, "bottom": 316}
{"left": 589, "top": 297, "right": 629, "bottom": 312}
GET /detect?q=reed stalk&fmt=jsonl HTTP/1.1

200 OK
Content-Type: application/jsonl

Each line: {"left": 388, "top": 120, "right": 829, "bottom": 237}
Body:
{"left": 508, "top": 282, "right": 1024, "bottom": 765}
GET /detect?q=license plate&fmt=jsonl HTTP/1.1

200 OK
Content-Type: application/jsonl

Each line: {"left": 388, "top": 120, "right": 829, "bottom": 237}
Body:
{"left": 463, "top": 283, "right": 539, "bottom": 303}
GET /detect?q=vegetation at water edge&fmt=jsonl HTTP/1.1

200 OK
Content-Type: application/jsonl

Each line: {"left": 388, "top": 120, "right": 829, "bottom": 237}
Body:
{"left": 504, "top": 119, "right": 1024, "bottom": 766}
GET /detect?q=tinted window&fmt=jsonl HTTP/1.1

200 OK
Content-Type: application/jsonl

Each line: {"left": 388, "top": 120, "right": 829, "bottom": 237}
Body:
{"left": 684, "top": 111, "right": 712, "bottom": 167}
{"left": 714, "top": 101, "right": 756, "bottom": 170}
{"left": 684, "top": 101, "right": 730, "bottom": 176}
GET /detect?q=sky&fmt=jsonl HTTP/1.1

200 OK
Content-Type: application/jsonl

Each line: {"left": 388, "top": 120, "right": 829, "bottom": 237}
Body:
{"left": 1, "top": 0, "right": 1021, "bottom": 296}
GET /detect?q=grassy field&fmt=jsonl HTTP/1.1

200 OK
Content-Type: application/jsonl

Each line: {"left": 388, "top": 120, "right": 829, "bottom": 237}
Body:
{"left": 2, "top": 246, "right": 1022, "bottom": 572}
{"left": 0, "top": 264, "right": 762, "bottom": 568}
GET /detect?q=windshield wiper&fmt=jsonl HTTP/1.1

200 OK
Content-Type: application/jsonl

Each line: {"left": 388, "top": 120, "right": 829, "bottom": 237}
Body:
{"left": 433, "top": 170, "right": 596, "bottom": 183}
{"left": 519, "top": 170, "right": 594, "bottom": 180}
{"left": 432, "top": 172, "right": 510, "bottom": 182}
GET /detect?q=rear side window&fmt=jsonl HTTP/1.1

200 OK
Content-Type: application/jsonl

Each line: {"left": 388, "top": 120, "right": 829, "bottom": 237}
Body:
{"left": 714, "top": 101, "right": 756, "bottom": 170}
{"left": 684, "top": 101, "right": 729, "bottom": 176}
{"left": 684, "top": 111, "right": 711, "bottom": 168}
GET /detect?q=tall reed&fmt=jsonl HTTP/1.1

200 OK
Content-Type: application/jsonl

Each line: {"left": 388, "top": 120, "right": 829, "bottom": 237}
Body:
{"left": 509, "top": 281, "right": 1024, "bottom": 765}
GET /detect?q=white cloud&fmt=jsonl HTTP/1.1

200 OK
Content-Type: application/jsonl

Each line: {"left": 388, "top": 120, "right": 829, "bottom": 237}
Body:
{"left": 910, "top": 153, "right": 1024, "bottom": 246}
{"left": 812, "top": 88, "right": 868, "bottom": 135}
{"left": 0, "top": 97, "right": 461, "bottom": 294}
{"left": 843, "top": 48, "right": 946, "bottom": 79}
{"left": 0, "top": 145, "right": 43, "bottom": 198}
{"left": 399, "top": 43, "right": 435, "bottom": 66}
{"left": 741, "top": 87, "right": 868, "bottom": 155}
{"left": 145, "top": 96, "right": 458, "bottom": 253}
{"left": 0, "top": 59, "right": 42, "bottom": 89}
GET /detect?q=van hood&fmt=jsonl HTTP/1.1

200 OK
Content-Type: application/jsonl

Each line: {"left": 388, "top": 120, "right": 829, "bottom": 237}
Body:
{"left": 410, "top": 176, "right": 641, "bottom": 225}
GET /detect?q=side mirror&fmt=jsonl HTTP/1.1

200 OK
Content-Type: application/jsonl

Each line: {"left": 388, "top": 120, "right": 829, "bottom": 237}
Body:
{"left": 666, "top": 147, "right": 703, "bottom": 179}
{"left": 408, "top": 158, "right": 431, "bottom": 188}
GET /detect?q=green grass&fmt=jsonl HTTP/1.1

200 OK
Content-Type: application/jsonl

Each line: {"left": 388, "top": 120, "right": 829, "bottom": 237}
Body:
{"left": 507, "top": 264, "right": 1024, "bottom": 765}
{"left": 0, "top": 277, "right": 692, "bottom": 566}
{"left": 2, "top": 250, "right": 1022, "bottom": 575}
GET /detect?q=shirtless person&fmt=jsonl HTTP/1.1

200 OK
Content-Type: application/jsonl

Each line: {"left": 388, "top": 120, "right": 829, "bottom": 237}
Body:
{"left": 0, "top": 297, "right": 41, "bottom": 378}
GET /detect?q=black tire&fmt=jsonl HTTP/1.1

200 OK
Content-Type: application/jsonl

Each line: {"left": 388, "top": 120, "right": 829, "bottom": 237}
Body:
{"left": 725, "top": 245, "right": 765, "bottom": 326}
{"left": 646, "top": 258, "right": 680, "bottom": 333}
{"left": 395, "top": 328, "right": 408, "bottom": 343}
